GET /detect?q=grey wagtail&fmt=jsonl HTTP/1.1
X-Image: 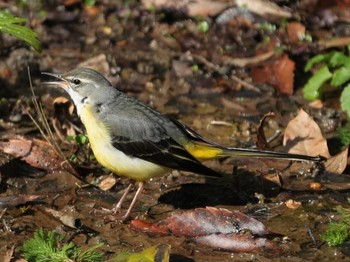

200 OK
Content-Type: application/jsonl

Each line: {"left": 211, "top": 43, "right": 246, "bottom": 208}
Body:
{"left": 43, "top": 68, "right": 323, "bottom": 220}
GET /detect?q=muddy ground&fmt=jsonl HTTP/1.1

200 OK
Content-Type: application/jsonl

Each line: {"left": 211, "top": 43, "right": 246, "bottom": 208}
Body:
{"left": 1, "top": 0, "right": 350, "bottom": 261}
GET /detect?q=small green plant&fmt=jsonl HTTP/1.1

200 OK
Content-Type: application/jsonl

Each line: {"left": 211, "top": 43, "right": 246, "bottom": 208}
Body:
{"left": 68, "top": 134, "right": 95, "bottom": 163}
{"left": 0, "top": 10, "right": 41, "bottom": 52}
{"left": 321, "top": 207, "right": 350, "bottom": 246}
{"left": 84, "top": 0, "right": 96, "bottom": 7}
{"left": 68, "top": 134, "right": 89, "bottom": 146}
{"left": 302, "top": 45, "right": 350, "bottom": 116}
{"left": 321, "top": 222, "right": 349, "bottom": 246}
{"left": 259, "top": 22, "right": 276, "bottom": 33}
{"left": 337, "top": 124, "right": 350, "bottom": 146}
{"left": 21, "top": 228, "right": 104, "bottom": 262}
{"left": 197, "top": 20, "right": 209, "bottom": 33}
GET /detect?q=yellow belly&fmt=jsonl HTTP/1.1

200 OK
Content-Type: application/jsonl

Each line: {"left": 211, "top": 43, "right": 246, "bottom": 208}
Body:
{"left": 80, "top": 104, "right": 169, "bottom": 181}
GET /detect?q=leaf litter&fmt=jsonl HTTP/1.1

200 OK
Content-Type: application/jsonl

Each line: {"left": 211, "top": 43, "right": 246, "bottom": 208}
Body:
{"left": 1, "top": 1, "right": 350, "bottom": 261}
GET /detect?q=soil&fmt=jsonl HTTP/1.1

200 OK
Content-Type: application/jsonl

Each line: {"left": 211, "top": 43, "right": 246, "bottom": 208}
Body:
{"left": 1, "top": 0, "right": 350, "bottom": 261}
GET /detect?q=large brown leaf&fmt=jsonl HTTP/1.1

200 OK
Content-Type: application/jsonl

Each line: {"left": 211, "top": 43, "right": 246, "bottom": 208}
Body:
{"left": 131, "top": 207, "right": 281, "bottom": 253}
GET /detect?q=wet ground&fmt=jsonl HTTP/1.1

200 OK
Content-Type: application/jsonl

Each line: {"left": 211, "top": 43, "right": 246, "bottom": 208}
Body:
{"left": 1, "top": 0, "right": 350, "bottom": 261}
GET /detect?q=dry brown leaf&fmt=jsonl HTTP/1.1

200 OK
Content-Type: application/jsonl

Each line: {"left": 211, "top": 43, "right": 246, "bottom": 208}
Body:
{"left": 256, "top": 112, "right": 275, "bottom": 150}
{"left": 99, "top": 175, "right": 117, "bottom": 191}
{"left": 251, "top": 54, "right": 295, "bottom": 95}
{"left": 84, "top": 6, "right": 101, "bottom": 17}
{"left": 324, "top": 147, "right": 348, "bottom": 174}
{"left": 142, "top": 0, "right": 291, "bottom": 18}
{"left": 285, "top": 199, "right": 301, "bottom": 209}
{"left": 283, "top": 109, "right": 330, "bottom": 158}
{"left": 286, "top": 22, "right": 306, "bottom": 44}
{"left": 43, "top": 207, "right": 80, "bottom": 228}
{"left": 195, "top": 233, "right": 282, "bottom": 253}
{"left": 0, "top": 194, "right": 42, "bottom": 208}
{"left": 77, "top": 54, "right": 110, "bottom": 76}
{"left": 131, "top": 207, "right": 281, "bottom": 253}
{"left": 141, "top": 0, "right": 230, "bottom": 17}
{"left": 131, "top": 207, "right": 271, "bottom": 237}
{"left": 0, "top": 139, "right": 63, "bottom": 171}
{"left": 3, "top": 244, "right": 15, "bottom": 262}
{"left": 235, "top": 0, "right": 291, "bottom": 18}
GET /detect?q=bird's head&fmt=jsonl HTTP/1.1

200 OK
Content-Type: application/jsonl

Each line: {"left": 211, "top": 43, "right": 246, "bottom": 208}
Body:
{"left": 43, "top": 68, "right": 116, "bottom": 114}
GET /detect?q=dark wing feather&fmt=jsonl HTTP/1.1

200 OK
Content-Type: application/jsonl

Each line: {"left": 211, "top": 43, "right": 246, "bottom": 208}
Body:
{"left": 112, "top": 134, "right": 221, "bottom": 177}
{"left": 169, "top": 117, "right": 225, "bottom": 148}
{"left": 102, "top": 98, "right": 221, "bottom": 177}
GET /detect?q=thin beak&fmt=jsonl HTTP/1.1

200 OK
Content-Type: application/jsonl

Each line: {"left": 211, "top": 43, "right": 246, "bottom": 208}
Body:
{"left": 41, "top": 72, "right": 69, "bottom": 89}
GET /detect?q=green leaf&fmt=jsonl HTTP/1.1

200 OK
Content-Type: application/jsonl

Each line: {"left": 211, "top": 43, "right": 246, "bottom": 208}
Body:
{"left": 0, "top": 10, "right": 41, "bottom": 52}
{"left": 336, "top": 126, "right": 350, "bottom": 146}
{"left": 331, "top": 66, "right": 350, "bottom": 87}
{"left": 75, "top": 134, "right": 89, "bottom": 145}
{"left": 329, "top": 51, "right": 349, "bottom": 68}
{"left": 304, "top": 52, "right": 333, "bottom": 72}
{"left": 302, "top": 65, "right": 332, "bottom": 100}
{"left": 21, "top": 229, "right": 105, "bottom": 262}
{"left": 340, "top": 83, "right": 350, "bottom": 118}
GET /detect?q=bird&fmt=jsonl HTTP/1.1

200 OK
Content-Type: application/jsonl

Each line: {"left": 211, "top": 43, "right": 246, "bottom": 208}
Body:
{"left": 43, "top": 68, "right": 324, "bottom": 220}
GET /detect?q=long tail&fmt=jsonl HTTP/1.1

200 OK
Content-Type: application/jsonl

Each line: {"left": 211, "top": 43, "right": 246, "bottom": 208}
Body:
{"left": 220, "top": 147, "right": 325, "bottom": 162}
{"left": 171, "top": 118, "right": 325, "bottom": 163}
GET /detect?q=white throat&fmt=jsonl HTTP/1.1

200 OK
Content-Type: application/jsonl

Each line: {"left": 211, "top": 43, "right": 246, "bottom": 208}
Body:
{"left": 67, "top": 88, "right": 89, "bottom": 117}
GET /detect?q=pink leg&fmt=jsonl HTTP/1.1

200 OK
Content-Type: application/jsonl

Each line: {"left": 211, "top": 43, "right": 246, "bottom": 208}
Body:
{"left": 121, "top": 181, "right": 144, "bottom": 221}
{"left": 112, "top": 183, "right": 133, "bottom": 214}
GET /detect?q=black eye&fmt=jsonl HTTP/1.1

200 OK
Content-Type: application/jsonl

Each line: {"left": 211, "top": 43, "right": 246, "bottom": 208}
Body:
{"left": 72, "top": 78, "right": 81, "bottom": 85}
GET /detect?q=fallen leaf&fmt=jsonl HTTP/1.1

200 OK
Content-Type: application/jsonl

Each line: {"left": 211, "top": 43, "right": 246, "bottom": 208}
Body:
{"left": 283, "top": 109, "right": 330, "bottom": 158}
{"left": 77, "top": 54, "right": 110, "bottom": 77}
{"left": 131, "top": 207, "right": 280, "bottom": 253}
{"left": 324, "top": 147, "right": 348, "bottom": 174}
{"left": 336, "top": 0, "right": 350, "bottom": 8}
{"left": 131, "top": 207, "right": 270, "bottom": 237}
{"left": 256, "top": 112, "right": 275, "bottom": 150}
{"left": 286, "top": 22, "right": 306, "bottom": 44}
{"left": 251, "top": 54, "right": 295, "bottom": 95}
{"left": 142, "top": 0, "right": 291, "bottom": 18}
{"left": 3, "top": 244, "right": 15, "bottom": 262}
{"left": 43, "top": 207, "right": 81, "bottom": 228}
{"left": 285, "top": 199, "right": 301, "bottom": 209}
{"left": 99, "top": 175, "right": 117, "bottom": 191}
{"left": 172, "top": 60, "right": 193, "bottom": 77}
{"left": 196, "top": 233, "right": 281, "bottom": 253}
{"left": 0, "top": 194, "right": 41, "bottom": 208}
{"left": 0, "top": 139, "right": 63, "bottom": 171}
{"left": 308, "top": 99, "right": 324, "bottom": 109}
{"left": 235, "top": 0, "right": 291, "bottom": 18}
{"left": 84, "top": 6, "right": 101, "bottom": 17}
{"left": 141, "top": 0, "right": 230, "bottom": 17}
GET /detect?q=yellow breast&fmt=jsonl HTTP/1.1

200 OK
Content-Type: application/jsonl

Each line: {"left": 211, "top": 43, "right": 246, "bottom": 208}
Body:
{"left": 80, "top": 104, "right": 169, "bottom": 181}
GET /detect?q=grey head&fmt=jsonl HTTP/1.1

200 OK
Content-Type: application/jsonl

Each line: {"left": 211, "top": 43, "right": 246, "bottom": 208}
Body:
{"left": 43, "top": 68, "right": 120, "bottom": 114}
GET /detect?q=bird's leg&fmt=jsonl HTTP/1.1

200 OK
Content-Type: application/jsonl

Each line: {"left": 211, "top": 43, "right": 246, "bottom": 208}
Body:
{"left": 112, "top": 183, "right": 133, "bottom": 214}
{"left": 121, "top": 181, "right": 144, "bottom": 221}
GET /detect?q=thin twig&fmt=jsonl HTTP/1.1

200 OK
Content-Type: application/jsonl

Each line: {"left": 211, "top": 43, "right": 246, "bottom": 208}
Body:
{"left": 25, "top": 67, "right": 79, "bottom": 177}
{"left": 231, "top": 75, "right": 261, "bottom": 93}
